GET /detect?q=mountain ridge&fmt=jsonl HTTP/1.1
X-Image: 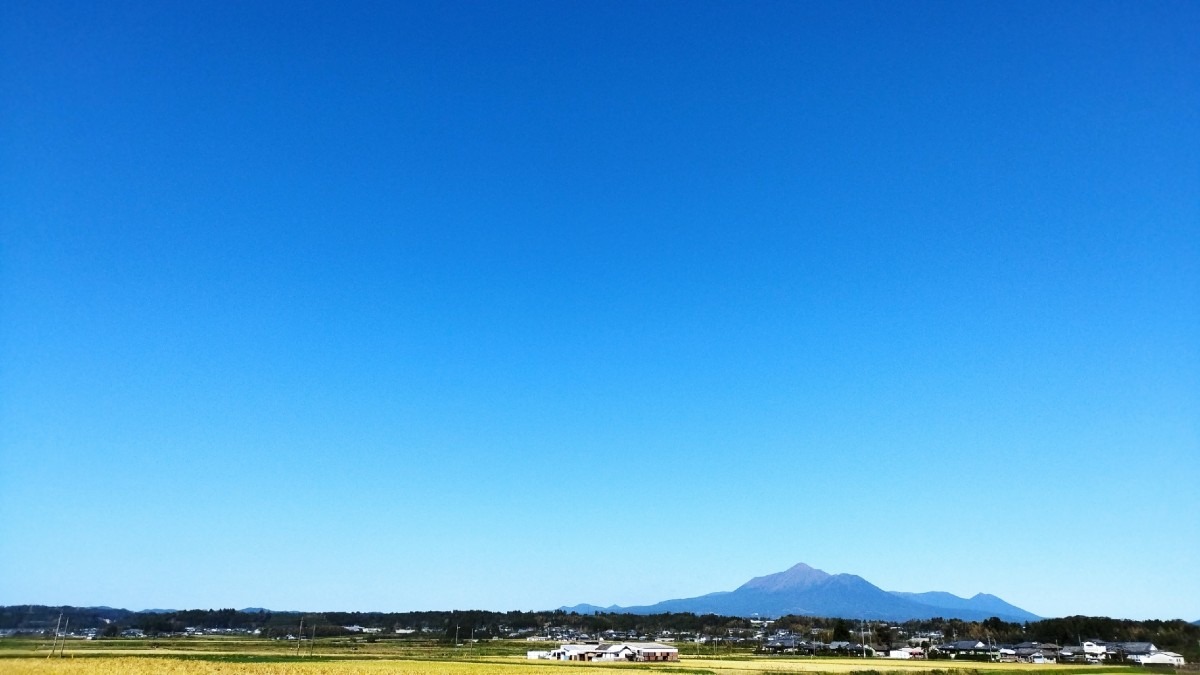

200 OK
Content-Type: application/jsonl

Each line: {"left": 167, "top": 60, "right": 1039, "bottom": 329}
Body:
{"left": 562, "top": 562, "right": 1040, "bottom": 622}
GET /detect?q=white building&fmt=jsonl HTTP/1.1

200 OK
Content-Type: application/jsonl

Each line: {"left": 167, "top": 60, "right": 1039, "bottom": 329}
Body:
{"left": 1138, "top": 652, "right": 1186, "bottom": 666}
{"left": 541, "top": 642, "right": 679, "bottom": 662}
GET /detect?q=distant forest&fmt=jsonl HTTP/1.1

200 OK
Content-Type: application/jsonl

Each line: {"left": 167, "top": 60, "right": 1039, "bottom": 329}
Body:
{"left": 3, "top": 605, "right": 1197, "bottom": 662}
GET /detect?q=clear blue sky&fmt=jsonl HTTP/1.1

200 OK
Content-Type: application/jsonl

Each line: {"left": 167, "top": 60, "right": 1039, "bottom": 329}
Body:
{"left": 2, "top": 1, "right": 1197, "bottom": 621}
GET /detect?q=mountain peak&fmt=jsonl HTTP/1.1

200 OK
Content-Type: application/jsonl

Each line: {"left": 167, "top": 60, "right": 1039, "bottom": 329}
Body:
{"left": 566, "top": 562, "right": 1039, "bottom": 622}
{"left": 738, "top": 562, "right": 831, "bottom": 593}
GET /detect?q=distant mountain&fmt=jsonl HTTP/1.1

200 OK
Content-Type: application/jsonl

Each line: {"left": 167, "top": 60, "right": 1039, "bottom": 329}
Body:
{"left": 889, "top": 591, "right": 1039, "bottom": 622}
{"left": 562, "top": 562, "right": 1040, "bottom": 622}
{"left": 560, "top": 603, "right": 614, "bottom": 614}
{"left": 138, "top": 608, "right": 178, "bottom": 614}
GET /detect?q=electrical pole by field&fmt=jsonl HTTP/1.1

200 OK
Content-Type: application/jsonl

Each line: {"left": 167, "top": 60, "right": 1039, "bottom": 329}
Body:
{"left": 47, "top": 612, "right": 62, "bottom": 659}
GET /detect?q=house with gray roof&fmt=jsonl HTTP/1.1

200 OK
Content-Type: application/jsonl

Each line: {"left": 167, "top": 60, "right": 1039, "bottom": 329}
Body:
{"left": 542, "top": 642, "right": 678, "bottom": 662}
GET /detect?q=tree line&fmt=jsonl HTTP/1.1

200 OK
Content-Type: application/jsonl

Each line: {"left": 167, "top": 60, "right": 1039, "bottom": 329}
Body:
{"left": 3, "top": 605, "right": 1196, "bottom": 662}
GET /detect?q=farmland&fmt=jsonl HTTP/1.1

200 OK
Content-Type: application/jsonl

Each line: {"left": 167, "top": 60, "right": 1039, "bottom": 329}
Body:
{"left": 0, "top": 638, "right": 1177, "bottom": 675}
{"left": 0, "top": 658, "right": 1170, "bottom": 675}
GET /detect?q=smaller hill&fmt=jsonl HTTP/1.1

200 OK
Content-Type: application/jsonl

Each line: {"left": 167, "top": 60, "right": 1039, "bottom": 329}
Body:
{"left": 890, "top": 591, "right": 1040, "bottom": 623}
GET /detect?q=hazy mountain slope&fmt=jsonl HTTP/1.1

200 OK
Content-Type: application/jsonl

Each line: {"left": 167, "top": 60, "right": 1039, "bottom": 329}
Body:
{"left": 890, "top": 591, "right": 1040, "bottom": 622}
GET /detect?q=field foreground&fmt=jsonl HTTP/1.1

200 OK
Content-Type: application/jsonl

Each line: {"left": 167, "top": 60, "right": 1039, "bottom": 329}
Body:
{"left": 0, "top": 655, "right": 1170, "bottom": 675}
{"left": 0, "top": 640, "right": 1174, "bottom": 675}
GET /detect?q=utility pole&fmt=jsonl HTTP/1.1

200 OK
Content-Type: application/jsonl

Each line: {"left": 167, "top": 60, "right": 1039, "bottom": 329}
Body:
{"left": 47, "top": 612, "right": 63, "bottom": 659}
{"left": 308, "top": 624, "right": 316, "bottom": 657}
{"left": 296, "top": 619, "right": 304, "bottom": 656}
{"left": 58, "top": 618, "right": 70, "bottom": 657}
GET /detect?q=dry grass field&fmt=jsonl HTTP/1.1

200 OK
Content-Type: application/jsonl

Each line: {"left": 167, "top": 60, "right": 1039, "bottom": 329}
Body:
{"left": 0, "top": 656, "right": 613, "bottom": 675}
{"left": 0, "top": 639, "right": 1170, "bottom": 675}
{"left": 0, "top": 655, "right": 1160, "bottom": 675}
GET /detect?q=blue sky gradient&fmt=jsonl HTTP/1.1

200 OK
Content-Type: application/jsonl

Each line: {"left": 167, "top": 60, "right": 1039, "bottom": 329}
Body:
{"left": 2, "top": 1, "right": 1197, "bottom": 620}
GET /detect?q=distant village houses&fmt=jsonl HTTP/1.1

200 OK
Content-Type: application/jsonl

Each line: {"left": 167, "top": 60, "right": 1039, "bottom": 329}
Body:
{"left": 528, "top": 642, "right": 679, "bottom": 662}
{"left": 754, "top": 630, "right": 1187, "bottom": 667}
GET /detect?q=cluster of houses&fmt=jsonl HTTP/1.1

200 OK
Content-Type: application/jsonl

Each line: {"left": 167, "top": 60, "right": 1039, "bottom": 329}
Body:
{"left": 528, "top": 642, "right": 680, "bottom": 662}
{"left": 0, "top": 627, "right": 104, "bottom": 640}
{"left": 0, "top": 626, "right": 266, "bottom": 640}
{"left": 927, "top": 638, "right": 1184, "bottom": 665}
{"left": 762, "top": 636, "right": 880, "bottom": 656}
{"left": 523, "top": 627, "right": 704, "bottom": 643}
{"left": 760, "top": 633, "right": 1185, "bottom": 666}
{"left": 524, "top": 628, "right": 649, "bottom": 642}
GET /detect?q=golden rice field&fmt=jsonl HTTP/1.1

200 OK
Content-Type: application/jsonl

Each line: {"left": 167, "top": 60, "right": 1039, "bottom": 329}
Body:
{"left": 0, "top": 655, "right": 1154, "bottom": 675}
